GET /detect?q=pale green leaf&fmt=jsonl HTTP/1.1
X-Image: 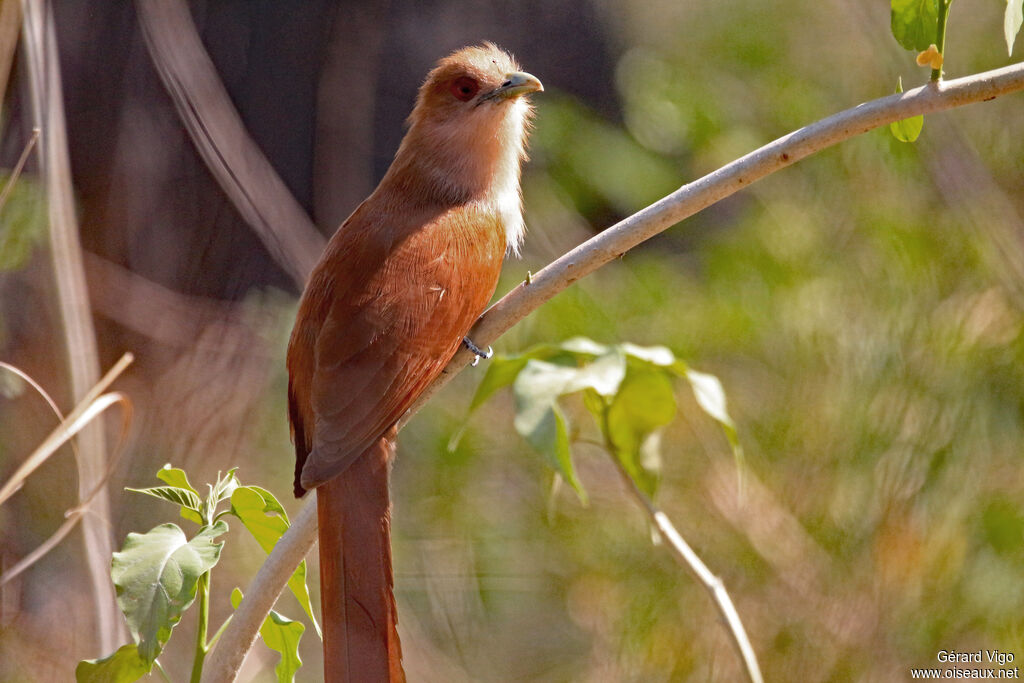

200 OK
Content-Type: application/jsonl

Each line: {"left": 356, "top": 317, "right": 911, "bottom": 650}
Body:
{"left": 230, "top": 487, "right": 320, "bottom": 637}
{"left": 1007, "top": 0, "right": 1024, "bottom": 55}
{"left": 685, "top": 369, "right": 734, "bottom": 428}
{"left": 606, "top": 368, "right": 676, "bottom": 496}
{"left": 469, "top": 356, "right": 530, "bottom": 412}
{"left": 685, "top": 368, "right": 745, "bottom": 478}
{"left": 231, "top": 589, "right": 305, "bottom": 683}
{"left": 155, "top": 465, "right": 199, "bottom": 495}
{"left": 513, "top": 361, "right": 586, "bottom": 499}
{"left": 75, "top": 644, "right": 151, "bottom": 683}
{"left": 890, "top": 115, "right": 924, "bottom": 143}
{"left": 153, "top": 466, "right": 204, "bottom": 524}
{"left": 211, "top": 468, "right": 240, "bottom": 506}
{"left": 262, "top": 610, "right": 305, "bottom": 683}
{"left": 891, "top": 0, "right": 938, "bottom": 51}
{"left": 560, "top": 337, "right": 610, "bottom": 357}
{"left": 564, "top": 350, "right": 626, "bottom": 397}
{"left": 890, "top": 78, "right": 924, "bottom": 143}
{"left": 620, "top": 342, "right": 676, "bottom": 367}
{"left": 125, "top": 486, "right": 202, "bottom": 515}
{"left": 111, "top": 521, "right": 227, "bottom": 662}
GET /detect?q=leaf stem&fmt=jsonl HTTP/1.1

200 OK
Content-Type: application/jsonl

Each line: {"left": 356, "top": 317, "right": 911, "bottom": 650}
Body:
{"left": 190, "top": 571, "right": 211, "bottom": 683}
{"left": 207, "top": 613, "right": 233, "bottom": 650}
{"left": 154, "top": 659, "right": 173, "bottom": 683}
{"left": 932, "top": 0, "right": 953, "bottom": 81}
{"left": 601, "top": 407, "right": 763, "bottom": 683}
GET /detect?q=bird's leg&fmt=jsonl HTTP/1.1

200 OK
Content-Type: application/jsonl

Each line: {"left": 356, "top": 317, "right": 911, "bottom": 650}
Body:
{"left": 462, "top": 337, "right": 493, "bottom": 366}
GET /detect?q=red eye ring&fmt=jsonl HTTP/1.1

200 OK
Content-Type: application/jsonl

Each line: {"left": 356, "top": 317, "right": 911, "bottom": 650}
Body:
{"left": 450, "top": 76, "right": 479, "bottom": 102}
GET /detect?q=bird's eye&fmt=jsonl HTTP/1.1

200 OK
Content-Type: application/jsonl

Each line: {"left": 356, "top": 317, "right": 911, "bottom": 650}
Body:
{"left": 450, "top": 76, "right": 479, "bottom": 102}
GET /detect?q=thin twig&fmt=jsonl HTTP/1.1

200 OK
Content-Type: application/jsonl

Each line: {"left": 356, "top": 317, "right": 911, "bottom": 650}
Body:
{"left": 0, "top": 353, "right": 134, "bottom": 506}
{"left": 0, "top": 391, "right": 131, "bottom": 585}
{"left": 202, "top": 60, "right": 1024, "bottom": 683}
{"left": 0, "top": 353, "right": 135, "bottom": 585}
{"left": 611, "top": 455, "right": 763, "bottom": 683}
{"left": 0, "top": 128, "right": 40, "bottom": 213}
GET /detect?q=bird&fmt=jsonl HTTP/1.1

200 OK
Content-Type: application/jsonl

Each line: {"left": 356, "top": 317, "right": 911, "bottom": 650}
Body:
{"left": 286, "top": 43, "right": 542, "bottom": 682}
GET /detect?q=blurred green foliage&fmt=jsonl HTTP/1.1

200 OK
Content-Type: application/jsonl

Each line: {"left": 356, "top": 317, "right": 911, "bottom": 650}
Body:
{"left": 0, "top": 172, "right": 45, "bottom": 273}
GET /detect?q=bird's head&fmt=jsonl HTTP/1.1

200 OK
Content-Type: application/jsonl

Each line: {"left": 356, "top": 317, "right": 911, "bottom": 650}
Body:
{"left": 388, "top": 43, "right": 542, "bottom": 248}
{"left": 412, "top": 42, "right": 543, "bottom": 127}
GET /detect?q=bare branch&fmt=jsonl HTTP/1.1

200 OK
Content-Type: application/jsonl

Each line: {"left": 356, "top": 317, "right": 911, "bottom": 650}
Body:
{"left": 202, "top": 61, "right": 1024, "bottom": 682}
{"left": 135, "top": 0, "right": 325, "bottom": 287}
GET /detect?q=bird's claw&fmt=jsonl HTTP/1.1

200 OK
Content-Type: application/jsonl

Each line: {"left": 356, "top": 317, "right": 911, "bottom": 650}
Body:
{"left": 463, "top": 337, "right": 493, "bottom": 366}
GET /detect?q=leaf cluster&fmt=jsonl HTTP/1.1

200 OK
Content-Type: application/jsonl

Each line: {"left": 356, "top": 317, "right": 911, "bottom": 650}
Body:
{"left": 75, "top": 467, "right": 317, "bottom": 683}
{"left": 465, "top": 337, "right": 740, "bottom": 502}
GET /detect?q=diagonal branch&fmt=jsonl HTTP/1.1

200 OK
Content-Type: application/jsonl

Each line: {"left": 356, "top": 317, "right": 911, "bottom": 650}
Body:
{"left": 135, "top": 0, "right": 324, "bottom": 287}
{"left": 201, "top": 60, "right": 1024, "bottom": 682}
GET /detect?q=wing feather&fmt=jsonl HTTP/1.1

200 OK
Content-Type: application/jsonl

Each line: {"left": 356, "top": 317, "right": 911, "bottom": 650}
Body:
{"left": 290, "top": 199, "right": 505, "bottom": 492}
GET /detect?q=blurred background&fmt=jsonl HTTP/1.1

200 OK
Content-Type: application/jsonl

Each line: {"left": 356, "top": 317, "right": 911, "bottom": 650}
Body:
{"left": 2, "top": 0, "right": 1024, "bottom": 680}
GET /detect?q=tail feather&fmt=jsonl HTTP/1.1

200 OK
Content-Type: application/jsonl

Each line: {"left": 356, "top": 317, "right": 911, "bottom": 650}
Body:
{"left": 316, "top": 429, "right": 404, "bottom": 682}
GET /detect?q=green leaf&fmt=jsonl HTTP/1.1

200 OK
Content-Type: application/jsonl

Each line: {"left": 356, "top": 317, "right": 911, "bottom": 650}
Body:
{"left": 890, "top": 114, "right": 923, "bottom": 143}
{"left": 891, "top": 0, "right": 938, "bottom": 51}
{"left": 605, "top": 368, "right": 676, "bottom": 496}
{"left": 203, "top": 469, "right": 239, "bottom": 522}
{"left": 581, "top": 387, "right": 607, "bottom": 423}
{"left": 0, "top": 173, "right": 46, "bottom": 273}
{"left": 620, "top": 342, "right": 676, "bottom": 367}
{"left": 231, "top": 589, "right": 304, "bottom": 683}
{"left": 513, "top": 360, "right": 586, "bottom": 500}
{"left": 156, "top": 465, "right": 199, "bottom": 495}
{"left": 262, "top": 610, "right": 305, "bottom": 683}
{"left": 684, "top": 368, "right": 745, "bottom": 472}
{"left": 469, "top": 356, "right": 530, "bottom": 412}
{"left": 211, "top": 468, "right": 240, "bottom": 506}
{"left": 155, "top": 466, "right": 204, "bottom": 524}
{"left": 559, "top": 336, "right": 610, "bottom": 357}
{"left": 112, "top": 521, "right": 228, "bottom": 662}
{"left": 1007, "top": 0, "right": 1024, "bottom": 55}
{"left": 229, "top": 487, "right": 287, "bottom": 553}
{"left": 126, "top": 486, "right": 202, "bottom": 515}
{"left": 75, "top": 644, "right": 151, "bottom": 683}
{"left": 230, "top": 487, "right": 321, "bottom": 637}
{"left": 889, "top": 77, "right": 924, "bottom": 143}
{"left": 565, "top": 350, "right": 627, "bottom": 397}
{"left": 685, "top": 369, "right": 734, "bottom": 428}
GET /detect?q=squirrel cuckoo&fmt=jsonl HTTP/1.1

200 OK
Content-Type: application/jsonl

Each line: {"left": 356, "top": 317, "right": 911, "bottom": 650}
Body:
{"left": 287, "top": 44, "right": 542, "bottom": 681}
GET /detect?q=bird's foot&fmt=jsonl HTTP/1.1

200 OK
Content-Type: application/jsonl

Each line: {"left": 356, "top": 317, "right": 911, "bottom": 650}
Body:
{"left": 463, "top": 337, "right": 493, "bottom": 366}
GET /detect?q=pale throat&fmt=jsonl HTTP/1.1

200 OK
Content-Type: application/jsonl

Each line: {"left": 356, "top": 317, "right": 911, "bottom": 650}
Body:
{"left": 403, "top": 98, "right": 530, "bottom": 253}
{"left": 475, "top": 97, "right": 530, "bottom": 255}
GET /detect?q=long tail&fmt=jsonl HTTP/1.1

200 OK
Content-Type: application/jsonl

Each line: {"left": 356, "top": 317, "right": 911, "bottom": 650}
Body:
{"left": 316, "top": 429, "right": 404, "bottom": 682}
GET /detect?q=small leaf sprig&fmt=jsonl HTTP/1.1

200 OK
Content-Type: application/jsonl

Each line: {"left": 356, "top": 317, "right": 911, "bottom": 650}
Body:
{"left": 464, "top": 337, "right": 741, "bottom": 502}
{"left": 76, "top": 467, "right": 318, "bottom": 683}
